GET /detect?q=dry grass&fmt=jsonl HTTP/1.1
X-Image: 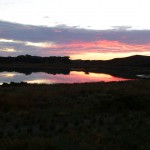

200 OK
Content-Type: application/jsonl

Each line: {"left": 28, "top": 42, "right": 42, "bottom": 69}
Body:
{"left": 0, "top": 80, "right": 150, "bottom": 150}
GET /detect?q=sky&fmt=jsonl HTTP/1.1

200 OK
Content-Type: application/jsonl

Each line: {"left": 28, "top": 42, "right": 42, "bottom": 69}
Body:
{"left": 0, "top": 0, "right": 150, "bottom": 60}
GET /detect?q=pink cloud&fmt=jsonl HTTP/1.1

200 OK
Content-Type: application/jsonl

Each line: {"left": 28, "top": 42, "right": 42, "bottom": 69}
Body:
{"left": 45, "top": 40, "right": 150, "bottom": 55}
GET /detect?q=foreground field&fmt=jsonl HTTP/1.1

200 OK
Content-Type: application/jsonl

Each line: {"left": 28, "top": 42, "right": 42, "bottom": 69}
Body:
{"left": 0, "top": 80, "right": 150, "bottom": 150}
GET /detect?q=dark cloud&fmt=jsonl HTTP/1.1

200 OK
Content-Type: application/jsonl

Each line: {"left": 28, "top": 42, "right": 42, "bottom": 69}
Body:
{"left": 0, "top": 20, "right": 150, "bottom": 57}
{"left": 1, "top": 20, "right": 150, "bottom": 44}
{"left": 0, "top": 20, "right": 96, "bottom": 44}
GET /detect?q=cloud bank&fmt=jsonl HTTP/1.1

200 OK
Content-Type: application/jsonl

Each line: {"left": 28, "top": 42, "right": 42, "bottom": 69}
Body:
{"left": 0, "top": 20, "right": 150, "bottom": 59}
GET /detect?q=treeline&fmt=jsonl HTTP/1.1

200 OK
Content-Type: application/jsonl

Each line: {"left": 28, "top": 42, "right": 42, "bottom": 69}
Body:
{"left": 0, "top": 55, "right": 150, "bottom": 68}
{"left": 0, "top": 55, "right": 71, "bottom": 64}
{"left": 0, "top": 66, "right": 70, "bottom": 75}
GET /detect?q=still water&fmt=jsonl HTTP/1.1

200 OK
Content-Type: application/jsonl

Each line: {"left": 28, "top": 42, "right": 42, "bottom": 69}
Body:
{"left": 0, "top": 71, "right": 130, "bottom": 85}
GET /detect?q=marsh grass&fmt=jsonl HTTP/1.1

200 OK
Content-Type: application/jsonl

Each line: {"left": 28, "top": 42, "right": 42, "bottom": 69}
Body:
{"left": 0, "top": 80, "right": 150, "bottom": 149}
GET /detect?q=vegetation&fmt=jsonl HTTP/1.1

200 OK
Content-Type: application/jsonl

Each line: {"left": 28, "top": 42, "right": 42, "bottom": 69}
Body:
{"left": 0, "top": 55, "right": 150, "bottom": 68}
{"left": 0, "top": 80, "right": 150, "bottom": 150}
{"left": 0, "top": 66, "right": 70, "bottom": 75}
{"left": 0, "top": 55, "right": 150, "bottom": 79}
{"left": 0, "top": 55, "right": 70, "bottom": 64}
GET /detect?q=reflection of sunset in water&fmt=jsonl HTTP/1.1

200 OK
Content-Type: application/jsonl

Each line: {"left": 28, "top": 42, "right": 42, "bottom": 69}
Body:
{"left": 66, "top": 71, "right": 129, "bottom": 82}
{"left": 25, "top": 71, "right": 130, "bottom": 84}
{"left": 0, "top": 71, "right": 131, "bottom": 84}
{"left": 0, "top": 72, "right": 22, "bottom": 78}
{"left": 27, "top": 79, "right": 53, "bottom": 84}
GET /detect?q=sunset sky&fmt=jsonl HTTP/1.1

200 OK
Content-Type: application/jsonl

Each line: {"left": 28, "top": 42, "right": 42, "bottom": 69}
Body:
{"left": 0, "top": 0, "right": 150, "bottom": 60}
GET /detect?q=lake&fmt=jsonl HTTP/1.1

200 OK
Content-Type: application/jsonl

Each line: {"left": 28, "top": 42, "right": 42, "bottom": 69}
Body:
{"left": 0, "top": 71, "right": 131, "bottom": 85}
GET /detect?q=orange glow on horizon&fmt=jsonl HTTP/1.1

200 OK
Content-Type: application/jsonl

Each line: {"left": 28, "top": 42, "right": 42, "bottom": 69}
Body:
{"left": 45, "top": 40, "right": 150, "bottom": 60}
{"left": 71, "top": 51, "right": 150, "bottom": 60}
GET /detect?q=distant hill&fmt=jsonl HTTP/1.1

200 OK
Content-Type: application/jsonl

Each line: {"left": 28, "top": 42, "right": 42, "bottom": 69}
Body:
{"left": 0, "top": 55, "right": 150, "bottom": 68}
{"left": 105, "top": 55, "right": 150, "bottom": 67}
{"left": 72, "top": 55, "right": 150, "bottom": 68}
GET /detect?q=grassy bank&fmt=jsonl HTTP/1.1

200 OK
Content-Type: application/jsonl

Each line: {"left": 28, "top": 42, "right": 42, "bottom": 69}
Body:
{"left": 0, "top": 80, "right": 150, "bottom": 150}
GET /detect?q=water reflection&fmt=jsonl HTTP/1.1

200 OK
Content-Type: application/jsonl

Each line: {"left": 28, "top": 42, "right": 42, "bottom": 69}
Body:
{"left": 0, "top": 71, "right": 130, "bottom": 85}
{"left": 0, "top": 72, "right": 22, "bottom": 78}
